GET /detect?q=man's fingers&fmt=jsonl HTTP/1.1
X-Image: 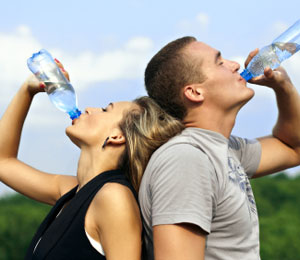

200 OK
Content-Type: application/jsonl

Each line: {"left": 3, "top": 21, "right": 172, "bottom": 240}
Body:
{"left": 244, "top": 48, "right": 259, "bottom": 68}
{"left": 264, "top": 67, "right": 273, "bottom": 79}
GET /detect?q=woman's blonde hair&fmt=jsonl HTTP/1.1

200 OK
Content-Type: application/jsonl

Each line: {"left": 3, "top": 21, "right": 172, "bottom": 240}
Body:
{"left": 118, "top": 96, "right": 184, "bottom": 192}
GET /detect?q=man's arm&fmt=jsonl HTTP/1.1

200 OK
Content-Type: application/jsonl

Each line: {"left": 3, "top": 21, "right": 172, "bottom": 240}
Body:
{"left": 153, "top": 223, "right": 206, "bottom": 260}
{"left": 245, "top": 50, "right": 300, "bottom": 177}
{"left": 146, "top": 143, "right": 215, "bottom": 259}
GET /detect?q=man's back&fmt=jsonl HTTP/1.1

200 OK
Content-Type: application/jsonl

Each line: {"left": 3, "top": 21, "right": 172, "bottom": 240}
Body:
{"left": 139, "top": 127, "right": 261, "bottom": 260}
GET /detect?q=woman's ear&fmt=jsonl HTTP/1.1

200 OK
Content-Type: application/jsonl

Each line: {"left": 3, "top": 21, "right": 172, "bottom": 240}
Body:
{"left": 183, "top": 84, "right": 205, "bottom": 103}
{"left": 106, "top": 129, "right": 126, "bottom": 146}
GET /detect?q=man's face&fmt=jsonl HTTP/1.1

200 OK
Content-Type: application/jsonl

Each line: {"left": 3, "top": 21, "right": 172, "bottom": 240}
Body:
{"left": 185, "top": 41, "right": 254, "bottom": 112}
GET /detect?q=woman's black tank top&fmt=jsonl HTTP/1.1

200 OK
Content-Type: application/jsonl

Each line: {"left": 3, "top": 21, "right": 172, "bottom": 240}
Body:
{"left": 25, "top": 169, "right": 142, "bottom": 260}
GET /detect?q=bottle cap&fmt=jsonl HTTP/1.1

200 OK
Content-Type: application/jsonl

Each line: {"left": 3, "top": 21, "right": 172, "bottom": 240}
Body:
{"left": 68, "top": 108, "right": 82, "bottom": 120}
{"left": 240, "top": 69, "right": 253, "bottom": 81}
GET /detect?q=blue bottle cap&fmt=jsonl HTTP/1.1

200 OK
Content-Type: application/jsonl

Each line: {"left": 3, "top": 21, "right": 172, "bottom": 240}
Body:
{"left": 240, "top": 69, "right": 253, "bottom": 81}
{"left": 68, "top": 108, "right": 82, "bottom": 120}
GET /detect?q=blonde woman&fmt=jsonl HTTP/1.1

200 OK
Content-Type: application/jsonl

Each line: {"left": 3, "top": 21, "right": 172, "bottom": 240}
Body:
{"left": 0, "top": 61, "right": 183, "bottom": 260}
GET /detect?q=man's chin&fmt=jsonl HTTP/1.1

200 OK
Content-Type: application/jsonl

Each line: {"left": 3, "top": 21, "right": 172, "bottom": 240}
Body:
{"left": 237, "top": 89, "right": 255, "bottom": 110}
{"left": 244, "top": 87, "right": 255, "bottom": 102}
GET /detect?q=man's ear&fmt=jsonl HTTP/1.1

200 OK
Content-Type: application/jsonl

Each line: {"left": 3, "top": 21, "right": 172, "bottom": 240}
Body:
{"left": 183, "top": 84, "right": 205, "bottom": 103}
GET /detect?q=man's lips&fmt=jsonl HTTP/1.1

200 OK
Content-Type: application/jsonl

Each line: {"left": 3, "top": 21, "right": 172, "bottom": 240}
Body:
{"left": 239, "top": 74, "right": 247, "bottom": 83}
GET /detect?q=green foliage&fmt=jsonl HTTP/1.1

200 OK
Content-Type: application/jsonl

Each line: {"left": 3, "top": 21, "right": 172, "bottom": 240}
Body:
{"left": 0, "top": 174, "right": 300, "bottom": 259}
{"left": 0, "top": 194, "right": 50, "bottom": 260}
{"left": 251, "top": 173, "right": 300, "bottom": 260}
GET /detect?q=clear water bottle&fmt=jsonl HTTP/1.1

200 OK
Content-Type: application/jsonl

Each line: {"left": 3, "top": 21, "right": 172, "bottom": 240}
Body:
{"left": 27, "top": 49, "right": 81, "bottom": 120}
{"left": 241, "top": 19, "right": 300, "bottom": 81}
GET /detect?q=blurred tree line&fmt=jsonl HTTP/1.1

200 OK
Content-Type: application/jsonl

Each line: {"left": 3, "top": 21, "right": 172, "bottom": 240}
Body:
{"left": 0, "top": 194, "right": 50, "bottom": 259}
{"left": 251, "top": 173, "right": 300, "bottom": 260}
{"left": 0, "top": 173, "right": 300, "bottom": 259}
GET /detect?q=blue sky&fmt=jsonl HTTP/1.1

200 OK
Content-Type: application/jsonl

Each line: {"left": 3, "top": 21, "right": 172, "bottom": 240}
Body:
{"left": 1, "top": 0, "right": 300, "bottom": 195}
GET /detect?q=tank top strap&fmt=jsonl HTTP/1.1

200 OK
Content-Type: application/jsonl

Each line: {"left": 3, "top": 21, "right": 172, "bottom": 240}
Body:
{"left": 25, "top": 185, "right": 78, "bottom": 259}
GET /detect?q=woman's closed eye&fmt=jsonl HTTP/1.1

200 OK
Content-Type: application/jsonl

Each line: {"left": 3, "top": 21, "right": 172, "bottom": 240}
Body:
{"left": 101, "top": 107, "right": 107, "bottom": 112}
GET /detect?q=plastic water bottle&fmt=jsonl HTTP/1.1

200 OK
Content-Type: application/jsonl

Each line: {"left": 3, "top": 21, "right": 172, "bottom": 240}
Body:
{"left": 27, "top": 49, "right": 81, "bottom": 120}
{"left": 241, "top": 19, "right": 300, "bottom": 81}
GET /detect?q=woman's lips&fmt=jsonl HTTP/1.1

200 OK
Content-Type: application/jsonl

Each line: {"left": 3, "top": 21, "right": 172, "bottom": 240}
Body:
{"left": 72, "top": 118, "right": 78, "bottom": 125}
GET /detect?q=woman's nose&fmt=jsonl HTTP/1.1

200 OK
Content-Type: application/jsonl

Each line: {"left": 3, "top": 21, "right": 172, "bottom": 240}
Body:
{"left": 85, "top": 107, "right": 95, "bottom": 114}
{"left": 85, "top": 108, "right": 90, "bottom": 114}
{"left": 85, "top": 107, "right": 101, "bottom": 114}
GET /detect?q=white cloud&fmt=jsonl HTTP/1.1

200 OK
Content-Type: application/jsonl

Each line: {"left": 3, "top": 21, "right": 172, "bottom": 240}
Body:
{"left": 0, "top": 25, "right": 154, "bottom": 89}
{"left": 125, "top": 37, "right": 153, "bottom": 51}
{"left": 0, "top": 25, "right": 154, "bottom": 127}
{"left": 0, "top": 25, "right": 41, "bottom": 77}
{"left": 65, "top": 36, "right": 153, "bottom": 88}
{"left": 196, "top": 13, "right": 210, "bottom": 30}
{"left": 0, "top": 25, "right": 42, "bottom": 101}
{"left": 177, "top": 12, "right": 210, "bottom": 33}
{"left": 284, "top": 53, "right": 300, "bottom": 89}
{"left": 32, "top": 37, "right": 154, "bottom": 92}
{"left": 272, "top": 21, "right": 289, "bottom": 38}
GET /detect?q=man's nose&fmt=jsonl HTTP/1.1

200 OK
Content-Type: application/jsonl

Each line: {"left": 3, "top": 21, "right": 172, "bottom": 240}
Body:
{"left": 229, "top": 60, "right": 240, "bottom": 72}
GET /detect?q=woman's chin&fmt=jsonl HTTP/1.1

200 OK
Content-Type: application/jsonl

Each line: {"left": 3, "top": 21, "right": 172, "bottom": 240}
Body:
{"left": 65, "top": 128, "right": 81, "bottom": 148}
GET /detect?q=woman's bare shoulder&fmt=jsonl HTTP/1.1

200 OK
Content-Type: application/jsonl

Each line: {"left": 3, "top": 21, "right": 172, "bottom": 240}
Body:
{"left": 92, "top": 182, "right": 140, "bottom": 221}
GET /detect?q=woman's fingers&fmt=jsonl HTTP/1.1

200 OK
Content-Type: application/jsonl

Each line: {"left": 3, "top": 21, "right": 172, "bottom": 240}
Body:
{"left": 54, "top": 58, "right": 70, "bottom": 81}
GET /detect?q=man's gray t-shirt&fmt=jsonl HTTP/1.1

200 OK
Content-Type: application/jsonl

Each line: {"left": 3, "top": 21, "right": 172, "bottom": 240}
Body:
{"left": 139, "top": 128, "right": 262, "bottom": 260}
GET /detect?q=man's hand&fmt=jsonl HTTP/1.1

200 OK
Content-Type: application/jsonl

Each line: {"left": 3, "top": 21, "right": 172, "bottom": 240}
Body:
{"left": 244, "top": 48, "right": 293, "bottom": 90}
{"left": 246, "top": 48, "right": 300, "bottom": 177}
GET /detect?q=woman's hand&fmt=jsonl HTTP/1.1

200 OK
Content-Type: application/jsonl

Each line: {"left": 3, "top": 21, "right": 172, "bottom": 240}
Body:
{"left": 22, "top": 59, "right": 70, "bottom": 97}
{"left": 0, "top": 57, "right": 77, "bottom": 205}
{"left": 22, "top": 74, "right": 45, "bottom": 97}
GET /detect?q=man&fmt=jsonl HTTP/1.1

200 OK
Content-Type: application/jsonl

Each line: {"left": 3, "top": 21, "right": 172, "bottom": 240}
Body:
{"left": 138, "top": 36, "right": 300, "bottom": 260}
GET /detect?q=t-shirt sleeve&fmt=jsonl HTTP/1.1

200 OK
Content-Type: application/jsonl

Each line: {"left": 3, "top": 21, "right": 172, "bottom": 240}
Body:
{"left": 229, "top": 136, "right": 262, "bottom": 178}
{"left": 148, "top": 143, "right": 217, "bottom": 234}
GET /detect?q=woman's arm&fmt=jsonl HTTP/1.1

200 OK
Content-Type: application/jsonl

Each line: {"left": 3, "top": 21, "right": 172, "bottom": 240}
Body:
{"left": 89, "top": 183, "right": 142, "bottom": 260}
{"left": 0, "top": 70, "right": 77, "bottom": 205}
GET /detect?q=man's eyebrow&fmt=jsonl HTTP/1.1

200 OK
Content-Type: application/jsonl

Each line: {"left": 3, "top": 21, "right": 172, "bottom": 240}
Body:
{"left": 215, "top": 51, "right": 221, "bottom": 64}
{"left": 108, "top": 102, "right": 114, "bottom": 108}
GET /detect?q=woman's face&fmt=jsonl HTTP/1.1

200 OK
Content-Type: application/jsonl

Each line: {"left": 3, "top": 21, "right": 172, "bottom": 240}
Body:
{"left": 66, "top": 101, "right": 137, "bottom": 148}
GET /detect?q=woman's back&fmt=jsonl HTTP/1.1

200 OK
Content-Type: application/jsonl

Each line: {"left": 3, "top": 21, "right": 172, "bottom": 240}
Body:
{"left": 26, "top": 170, "right": 141, "bottom": 260}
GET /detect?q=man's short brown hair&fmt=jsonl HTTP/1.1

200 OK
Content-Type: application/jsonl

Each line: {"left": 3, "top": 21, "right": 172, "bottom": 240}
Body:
{"left": 144, "top": 36, "right": 206, "bottom": 120}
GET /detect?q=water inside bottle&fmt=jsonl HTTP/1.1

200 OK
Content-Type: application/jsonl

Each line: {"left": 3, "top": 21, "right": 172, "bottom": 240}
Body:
{"left": 273, "top": 42, "right": 300, "bottom": 62}
{"left": 44, "top": 82, "right": 78, "bottom": 113}
{"left": 248, "top": 42, "right": 300, "bottom": 77}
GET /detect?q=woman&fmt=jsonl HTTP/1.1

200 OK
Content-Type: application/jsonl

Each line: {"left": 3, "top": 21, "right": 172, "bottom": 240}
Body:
{"left": 0, "top": 61, "right": 184, "bottom": 260}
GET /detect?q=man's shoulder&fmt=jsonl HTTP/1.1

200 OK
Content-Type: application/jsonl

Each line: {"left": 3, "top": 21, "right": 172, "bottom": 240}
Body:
{"left": 145, "top": 129, "right": 213, "bottom": 177}
{"left": 229, "top": 135, "right": 260, "bottom": 151}
{"left": 152, "top": 128, "right": 205, "bottom": 158}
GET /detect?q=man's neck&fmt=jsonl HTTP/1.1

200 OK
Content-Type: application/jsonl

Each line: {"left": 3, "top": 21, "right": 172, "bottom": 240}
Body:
{"left": 183, "top": 107, "right": 238, "bottom": 139}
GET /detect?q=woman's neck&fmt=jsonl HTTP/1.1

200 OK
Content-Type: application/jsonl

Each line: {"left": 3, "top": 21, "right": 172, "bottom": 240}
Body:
{"left": 76, "top": 146, "right": 118, "bottom": 191}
